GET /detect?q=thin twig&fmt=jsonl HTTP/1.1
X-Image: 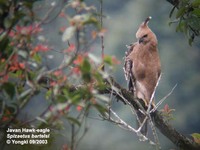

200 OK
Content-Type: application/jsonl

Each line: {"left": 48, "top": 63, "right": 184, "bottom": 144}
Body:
{"left": 37, "top": 0, "right": 66, "bottom": 26}
{"left": 71, "top": 124, "right": 75, "bottom": 150}
{"left": 148, "top": 114, "right": 161, "bottom": 150}
{"left": 99, "top": 0, "right": 104, "bottom": 71}
{"left": 103, "top": 108, "right": 157, "bottom": 145}
{"left": 138, "top": 74, "right": 162, "bottom": 148}
{"left": 19, "top": 104, "right": 53, "bottom": 126}
{"left": 43, "top": 0, "right": 67, "bottom": 24}
{"left": 147, "top": 74, "right": 162, "bottom": 113}
{"left": 70, "top": 106, "right": 90, "bottom": 150}
{"left": 0, "top": 100, "right": 5, "bottom": 122}
{"left": 151, "top": 84, "right": 177, "bottom": 113}
{"left": 75, "top": 116, "right": 89, "bottom": 149}
{"left": 106, "top": 78, "right": 147, "bottom": 131}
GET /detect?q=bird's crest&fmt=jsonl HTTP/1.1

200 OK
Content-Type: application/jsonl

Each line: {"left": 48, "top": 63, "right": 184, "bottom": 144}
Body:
{"left": 143, "top": 16, "right": 152, "bottom": 26}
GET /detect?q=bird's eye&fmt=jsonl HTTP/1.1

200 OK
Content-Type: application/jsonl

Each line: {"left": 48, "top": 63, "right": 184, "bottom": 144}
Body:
{"left": 143, "top": 34, "right": 148, "bottom": 38}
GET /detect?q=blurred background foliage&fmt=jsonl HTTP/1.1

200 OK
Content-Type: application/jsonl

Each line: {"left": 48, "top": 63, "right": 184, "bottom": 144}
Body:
{"left": 168, "top": 0, "right": 200, "bottom": 45}
{"left": 0, "top": 0, "right": 200, "bottom": 150}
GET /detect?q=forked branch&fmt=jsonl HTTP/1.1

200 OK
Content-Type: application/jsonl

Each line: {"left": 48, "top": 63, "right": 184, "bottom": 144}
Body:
{"left": 38, "top": 75, "right": 200, "bottom": 150}
{"left": 105, "top": 77, "right": 200, "bottom": 150}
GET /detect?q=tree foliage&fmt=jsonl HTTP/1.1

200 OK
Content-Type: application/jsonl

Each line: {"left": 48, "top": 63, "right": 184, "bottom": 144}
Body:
{"left": 0, "top": 0, "right": 200, "bottom": 150}
{"left": 0, "top": 0, "right": 114, "bottom": 149}
{"left": 168, "top": 0, "right": 200, "bottom": 45}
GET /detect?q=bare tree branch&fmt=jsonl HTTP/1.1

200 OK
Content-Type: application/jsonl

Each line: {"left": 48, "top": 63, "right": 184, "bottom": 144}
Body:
{"left": 105, "top": 77, "right": 200, "bottom": 150}
{"left": 151, "top": 84, "right": 177, "bottom": 113}
{"left": 38, "top": 74, "right": 200, "bottom": 150}
{"left": 166, "top": 0, "right": 179, "bottom": 7}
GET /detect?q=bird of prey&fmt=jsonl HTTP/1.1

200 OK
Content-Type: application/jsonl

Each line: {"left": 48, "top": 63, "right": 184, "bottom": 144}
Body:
{"left": 123, "top": 16, "right": 161, "bottom": 136}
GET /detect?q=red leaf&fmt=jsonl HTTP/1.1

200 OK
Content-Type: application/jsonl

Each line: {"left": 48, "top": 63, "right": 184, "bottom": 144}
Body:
{"left": 59, "top": 26, "right": 67, "bottom": 32}
{"left": 161, "top": 104, "right": 175, "bottom": 114}
{"left": 19, "top": 63, "right": 25, "bottom": 69}
{"left": 91, "top": 31, "right": 97, "bottom": 39}
{"left": 1, "top": 116, "right": 9, "bottom": 122}
{"left": 62, "top": 144, "right": 68, "bottom": 150}
{"left": 53, "top": 70, "right": 63, "bottom": 76}
{"left": 164, "top": 104, "right": 170, "bottom": 113}
{"left": 72, "top": 67, "right": 81, "bottom": 75}
{"left": 65, "top": 105, "right": 70, "bottom": 111}
{"left": 49, "top": 106, "right": 54, "bottom": 112}
{"left": 16, "top": 24, "right": 42, "bottom": 35}
{"left": 34, "top": 44, "right": 50, "bottom": 52}
{"left": 64, "top": 44, "right": 75, "bottom": 53}
{"left": 59, "top": 12, "right": 67, "bottom": 18}
{"left": 9, "top": 62, "right": 25, "bottom": 71}
{"left": 0, "top": 74, "right": 9, "bottom": 83}
{"left": 8, "top": 30, "right": 15, "bottom": 37}
{"left": 76, "top": 106, "right": 82, "bottom": 112}
{"left": 32, "top": 24, "right": 43, "bottom": 34}
{"left": 112, "top": 56, "right": 121, "bottom": 65}
{"left": 98, "top": 28, "right": 107, "bottom": 37}
{"left": 50, "top": 81, "right": 57, "bottom": 86}
{"left": 73, "top": 55, "right": 83, "bottom": 65}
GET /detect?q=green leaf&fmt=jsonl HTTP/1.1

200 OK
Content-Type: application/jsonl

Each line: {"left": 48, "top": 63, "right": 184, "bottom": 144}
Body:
{"left": 88, "top": 53, "right": 101, "bottom": 63}
{"left": 187, "top": 15, "right": 200, "bottom": 30}
{"left": 93, "top": 72, "right": 106, "bottom": 90}
{"left": 13, "top": 11, "right": 26, "bottom": 26}
{"left": 36, "top": 117, "right": 48, "bottom": 124}
{"left": 9, "top": 70, "right": 24, "bottom": 79}
{"left": 95, "top": 94, "right": 109, "bottom": 102}
{"left": 80, "top": 59, "right": 91, "bottom": 73}
{"left": 191, "top": 0, "right": 200, "bottom": 7}
{"left": 27, "top": 71, "right": 36, "bottom": 81}
{"left": 169, "top": 6, "right": 176, "bottom": 18}
{"left": 192, "top": 9, "right": 200, "bottom": 17}
{"left": 3, "top": 18, "right": 12, "bottom": 29}
{"left": 32, "top": 52, "right": 41, "bottom": 63}
{"left": 57, "top": 95, "right": 67, "bottom": 103}
{"left": 0, "top": 36, "right": 9, "bottom": 51}
{"left": 23, "top": 2, "right": 34, "bottom": 9}
{"left": 176, "top": 7, "right": 186, "bottom": 18}
{"left": 18, "top": 50, "right": 28, "bottom": 59}
{"left": 45, "top": 90, "right": 52, "bottom": 100}
{"left": 80, "top": 59, "right": 91, "bottom": 82}
{"left": 18, "top": 88, "right": 32, "bottom": 100}
{"left": 67, "top": 117, "right": 81, "bottom": 126}
{"left": 7, "top": 103, "right": 18, "bottom": 115}
{"left": 82, "top": 14, "right": 99, "bottom": 28}
{"left": 191, "top": 133, "right": 200, "bottom": 144}
{"left": 62, "top": 26, "right": 76, "bottom": 42}
{"left": 62, "top": 89, "right": 82, "bottom": 104}
{"left": 189, "top": 37, "right": 193, "bottom": 46}
{"left": 0, "top": 0, "right": 8, "bottom": 5}
{"left": 71, "top": 93, "right": 82, "bottom": 104}
{"left": 176, "top": 21, "right": 186, "bottom": 32}
{"left": 104, "top": 55, "right": 112, "bottom": 65}
{"left": 94, "top": 103, "right": 107, "bottom": 116}
{"left": 1, "top": 82, "right": 15, "bottom": 99}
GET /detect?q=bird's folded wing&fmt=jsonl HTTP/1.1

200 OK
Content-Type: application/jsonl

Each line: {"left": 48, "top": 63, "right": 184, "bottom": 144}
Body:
{"left": 123, "top": 44, "right": 136, "bottom": 92}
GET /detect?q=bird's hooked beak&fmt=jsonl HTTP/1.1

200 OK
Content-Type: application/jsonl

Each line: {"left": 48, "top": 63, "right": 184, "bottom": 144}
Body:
{"left": 137, "top": 16, "right": 152, "bottom": 44}
{"left": 139, "top": 34, "right": 148, "bottom": 44}
{"left": 139, "top": 37, "right": 144, "bottom": 44}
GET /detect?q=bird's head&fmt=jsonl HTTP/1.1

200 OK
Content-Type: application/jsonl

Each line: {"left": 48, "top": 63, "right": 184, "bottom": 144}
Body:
{"left": 136, "top": 16, "right": 157, "bottom": 45}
